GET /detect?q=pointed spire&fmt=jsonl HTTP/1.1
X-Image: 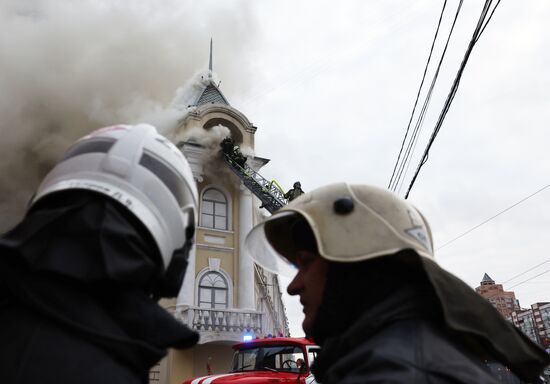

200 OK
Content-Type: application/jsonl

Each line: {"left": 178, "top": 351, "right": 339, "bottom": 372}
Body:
{"left": 208, "top": 38, "right": 213, "bottom": 78}
{"left": 481, "top": 273, "right": 495, "bottom": 285}
{"left": 194, "top": 38, "right": 229, "bottom": 106}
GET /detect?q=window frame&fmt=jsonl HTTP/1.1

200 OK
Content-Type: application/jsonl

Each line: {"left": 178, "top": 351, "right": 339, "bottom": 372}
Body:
{"left": 200, "top": 187, "right": 230, "bottom": 230}
{"left": 198, "top": 271, "right": 229, "bottom": 309}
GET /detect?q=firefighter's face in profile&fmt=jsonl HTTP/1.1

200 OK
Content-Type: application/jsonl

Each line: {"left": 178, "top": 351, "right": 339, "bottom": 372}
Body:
{"left": 287, "top": 250, "right": 328, "bottom": 336}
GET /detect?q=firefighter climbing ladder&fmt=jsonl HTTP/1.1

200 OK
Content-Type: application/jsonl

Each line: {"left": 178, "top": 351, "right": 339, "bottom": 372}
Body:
{"left": 222, "top": 153, "right": 287, "bottom": 213}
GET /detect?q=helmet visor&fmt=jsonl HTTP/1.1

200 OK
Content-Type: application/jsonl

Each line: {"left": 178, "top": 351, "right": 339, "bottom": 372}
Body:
{"left": 245, "top": 211, "right": 304, "bottom": 278}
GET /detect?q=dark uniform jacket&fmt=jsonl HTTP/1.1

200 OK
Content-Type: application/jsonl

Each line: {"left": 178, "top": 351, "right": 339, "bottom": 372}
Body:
{"left": 0, "top": 192, "right": 198, "bottom": 384}
{"left": 0, "top": 280, "right": 172, "bottom": 384}
{"left": 311, "top": 253, "right": 549, "bottom": 384}
{"left": 314, "top": 316, "right": 518, "bottom": 384}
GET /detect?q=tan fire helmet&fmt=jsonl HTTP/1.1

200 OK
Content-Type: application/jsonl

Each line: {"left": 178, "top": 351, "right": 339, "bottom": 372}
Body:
{"left": 245, "top": 182, "right": 434, "bottom": 276}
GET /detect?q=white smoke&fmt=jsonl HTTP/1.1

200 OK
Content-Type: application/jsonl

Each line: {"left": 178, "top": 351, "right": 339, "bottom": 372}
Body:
{"left": 170, "top": 71, "right": 220, "bottom": 112}
{"left": 179, "top": 123, "right": 248, "bottom": 184}
{"left": 0, "top": 0, "right": 258, "bottom": 231}
{"left": 239, "top": 145, "right": 255, "bottom": 157}
{"left": 180, "top": 124, "right": 230, "bottom": 148}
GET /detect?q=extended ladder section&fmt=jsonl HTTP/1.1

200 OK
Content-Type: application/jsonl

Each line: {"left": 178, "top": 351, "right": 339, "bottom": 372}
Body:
{"left": 222, "top": 153, "right": 287, "bottom": 213}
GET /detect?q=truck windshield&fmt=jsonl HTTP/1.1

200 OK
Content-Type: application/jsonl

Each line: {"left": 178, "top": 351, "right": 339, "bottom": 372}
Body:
{"left": 231, "top": 345, "right": 306, "bottom": 373}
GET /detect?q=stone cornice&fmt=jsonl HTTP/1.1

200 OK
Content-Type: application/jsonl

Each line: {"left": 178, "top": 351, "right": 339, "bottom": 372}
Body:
{"left": 196, "top": 104, "right": 256, "bottom": 134}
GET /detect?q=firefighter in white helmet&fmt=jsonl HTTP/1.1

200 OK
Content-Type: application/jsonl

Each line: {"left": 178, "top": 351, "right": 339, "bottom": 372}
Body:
{"left": 246, "top": 183, "right": 549, "bottom": 384}
{"left": 0, "top": 124, "right": 199, "bottom": 384}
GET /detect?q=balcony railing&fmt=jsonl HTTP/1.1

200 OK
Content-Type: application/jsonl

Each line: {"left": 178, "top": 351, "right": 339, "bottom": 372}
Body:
{"left": 174, "top": 305, "right": 263, "bottom": 335}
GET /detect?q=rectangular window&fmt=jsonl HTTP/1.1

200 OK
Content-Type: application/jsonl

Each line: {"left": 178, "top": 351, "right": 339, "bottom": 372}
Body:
{"left": 215, "top": 202, "right": 226, "bottom": 216}
{"left": 215, "top": 289, "right": 226, "bottom": 302}
{"left": 202, "top": 214, "right": 213, "bottom": 228}
{"left": 308, "top": 348, "right": 320, "bottom": 368}
{"left": 202, "top": 201, "right": 214, "bottom": 214}
{"left": 215, "top": 216, "right": 227, "bottom": 229}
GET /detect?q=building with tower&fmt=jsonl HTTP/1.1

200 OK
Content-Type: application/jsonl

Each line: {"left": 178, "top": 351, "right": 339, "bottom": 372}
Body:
{"left": 475, "top": 273, "right": 520, "bottom": 319}
{"left": 149, "top": 44, "right": 289, "bottom": 384}
{"left": 476, "top": 274, "right": 550, "bottom": 352}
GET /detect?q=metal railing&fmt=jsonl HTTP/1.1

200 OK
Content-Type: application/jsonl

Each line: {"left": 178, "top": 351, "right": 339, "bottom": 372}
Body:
{"left": 222, "top": 153, "right": 287, "bottom": 213}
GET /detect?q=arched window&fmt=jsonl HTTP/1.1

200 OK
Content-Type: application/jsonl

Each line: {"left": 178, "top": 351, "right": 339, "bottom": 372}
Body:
{"left": 201, "top": 188, "right": 228, "bottom": 230}
{"left": 198, "top": 271, "right": 228, "bottom": 309}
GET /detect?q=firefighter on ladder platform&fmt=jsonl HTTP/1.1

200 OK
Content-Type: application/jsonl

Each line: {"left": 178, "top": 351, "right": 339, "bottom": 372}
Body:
{"left": 285, "top": 181, "right": 304, "bottom": 202}
{"left": 220, "top": 136, "right": 247, "bottom": 168}
{"left": 220, "top": 137, "right": 302, "bottom": 212}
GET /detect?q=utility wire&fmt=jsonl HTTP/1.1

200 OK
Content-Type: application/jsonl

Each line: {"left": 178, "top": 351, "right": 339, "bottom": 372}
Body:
{"left": 404, "top": 0, "right": 502, "bottom": 199}
{"left": 394, "top": 0, "right": 463, "bottom": 194}
{"left": 388, "top": 0, "right": 448, "bottom": 191}
{"left": 508, "top": 269, "right": 550, "bottom": 289}
{"left": 503, "top": 258, "right": 550, "bottom": 284}
{"left": 437, "top": 184, "right": 550, "bottom": 250}
{"left": 476, "top": 0, "right": 503, "bottom": 42}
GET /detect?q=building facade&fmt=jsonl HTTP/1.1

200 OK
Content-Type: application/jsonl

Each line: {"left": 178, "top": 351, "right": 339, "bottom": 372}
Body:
{"left": 510, "top": 302, "right": 550, "bottom": 350}
{"left": 477, "top": 274, "right": 550, "bottom": 351}
{"left": 510, "top": 309, "right": 540, "bottom": 345}
{"left": 531, "top": 302, "right": 550, "bottom": 349}
{"left": 149, "top": 69, "right": 289, "bottom": 383}
{"left": 475, "top": 273, "right": 520, "bottom": 319}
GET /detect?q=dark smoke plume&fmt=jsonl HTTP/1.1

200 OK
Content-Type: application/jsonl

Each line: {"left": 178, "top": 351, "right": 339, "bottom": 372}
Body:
{"left": 0, "top": 0, "right": 258, "bottom": 231}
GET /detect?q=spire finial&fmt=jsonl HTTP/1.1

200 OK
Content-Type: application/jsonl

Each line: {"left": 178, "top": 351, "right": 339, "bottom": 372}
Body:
{"left": 208, "top": 38, "right": 213, "bottom": 78}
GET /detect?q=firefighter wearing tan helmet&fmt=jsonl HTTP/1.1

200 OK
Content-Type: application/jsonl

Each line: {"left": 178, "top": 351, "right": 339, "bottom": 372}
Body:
{"left": 247, "top": 183, "right": 550, "bottom": 384}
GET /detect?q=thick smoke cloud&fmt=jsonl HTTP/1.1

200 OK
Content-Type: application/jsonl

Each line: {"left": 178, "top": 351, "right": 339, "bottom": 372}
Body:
{"left": 0, "top": 0, "right": 258, "bottom": 231}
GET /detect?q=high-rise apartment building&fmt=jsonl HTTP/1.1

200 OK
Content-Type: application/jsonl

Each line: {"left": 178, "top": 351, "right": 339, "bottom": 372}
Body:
{"left": 475, "top": 273, "right": 520, "bottom": 318}
{"left": 529, "top": 302, "right": 550, "bottom": 349}
{"left": 511, "top": 309, "right": 540, "bottom": 345}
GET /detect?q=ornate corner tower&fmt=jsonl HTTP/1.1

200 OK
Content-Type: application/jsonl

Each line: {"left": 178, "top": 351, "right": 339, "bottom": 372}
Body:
{"left": 151, "top": 42, "right": 289, "bottom": 384}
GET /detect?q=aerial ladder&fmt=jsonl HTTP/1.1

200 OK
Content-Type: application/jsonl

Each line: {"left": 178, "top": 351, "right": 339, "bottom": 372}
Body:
{"left": 222, "top": 152, "right": 288, "bottom": 213}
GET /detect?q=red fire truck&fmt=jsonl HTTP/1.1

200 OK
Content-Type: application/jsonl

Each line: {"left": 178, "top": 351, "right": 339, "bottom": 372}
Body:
{"left": 182, "top": 337, "right": 320, "bottom": 384}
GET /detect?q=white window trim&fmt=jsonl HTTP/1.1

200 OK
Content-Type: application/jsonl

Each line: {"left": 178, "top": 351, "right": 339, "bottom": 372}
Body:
{"left": 195, "top": 266, "right": 234, "bottom": 309}
{"left": 199, "top": 184, "right": 233, "bottom": 231}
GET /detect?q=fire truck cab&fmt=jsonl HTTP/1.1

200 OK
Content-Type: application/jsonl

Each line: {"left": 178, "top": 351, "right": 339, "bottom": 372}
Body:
{"left": 183, "top": 337, "right": 320, "bottom": 384}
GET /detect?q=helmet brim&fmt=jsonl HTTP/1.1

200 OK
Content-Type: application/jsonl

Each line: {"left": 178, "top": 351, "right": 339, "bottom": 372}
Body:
{"left": 245, "top": 211, "right": 300, "bottom": 278}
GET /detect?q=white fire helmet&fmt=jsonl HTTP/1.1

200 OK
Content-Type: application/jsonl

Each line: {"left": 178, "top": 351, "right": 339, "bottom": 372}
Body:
{"left": 246, "top": 182, "right": 433, "bottom": 276}
{"left": 31, "top": 123, "right": 198, "bottom": 271}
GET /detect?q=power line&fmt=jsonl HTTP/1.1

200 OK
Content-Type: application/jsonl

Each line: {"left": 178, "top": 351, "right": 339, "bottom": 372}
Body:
{"left": 404, "top": 0, "right": 502, "bottom": 199}
{"left": 394, "top": 0, "right": 463, "bottom": 194}
{"left": 508, "top": 269, "right": 550, "bottom": 289}
{"left": 437, "top": 184, "right": 550, "bottom": 250}
{"left": 476, "top": 0, "right": 503, "bottom": 42}
{"left": 388, "top": 0, "right": 448, "bottom": 191}
{"left": 503, "top": 258, "right": 550, "bottom": 284}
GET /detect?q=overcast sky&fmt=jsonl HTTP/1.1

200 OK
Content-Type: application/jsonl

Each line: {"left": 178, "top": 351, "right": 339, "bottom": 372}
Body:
{"left": 1, "top": 1, "right": 549, "bottom": 338}
{"left": 232, "top": 1, "right": 550, "bottom": 337}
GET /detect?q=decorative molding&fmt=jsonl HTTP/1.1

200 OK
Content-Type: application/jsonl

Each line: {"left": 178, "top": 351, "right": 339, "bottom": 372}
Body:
{"left": 208, "top": 257, "right": 221, "bottom": 271}
{"left": 175, "top": 305, "right": 263, "bottom": 344}
{"left": 196, "top": 104, "right": 253, "bottom": 132}
{"left": 179, "top": 142, "right": 206, "bottom": 182}
{"left": 196, "top": 244, "right": 234, "bottom": 252}
{"left": 245, "top": 125, "right": 258, "bottom": 134}
{"left": 204, "top": 234, "right": 226, "bottom": 245}
{"left": 198, "top": 227, "right": 234, "bottom": 235}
